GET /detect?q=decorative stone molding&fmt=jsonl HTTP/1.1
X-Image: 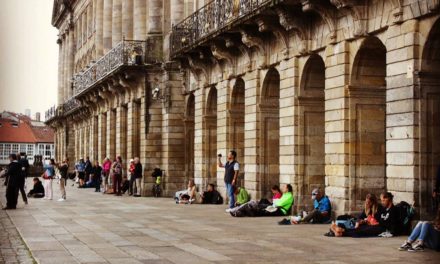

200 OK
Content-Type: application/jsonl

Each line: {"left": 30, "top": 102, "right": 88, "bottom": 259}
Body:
{"left": 302, "top": 0, "right": 337, "bottom": 43}
{"left": 330, "top": 0, "right": 367, "bottom": 37}
{"left": 256, "top": 17, "right": 289, "bottom": 59}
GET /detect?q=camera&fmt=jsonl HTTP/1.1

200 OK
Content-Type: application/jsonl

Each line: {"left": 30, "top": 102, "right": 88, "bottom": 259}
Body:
{"left": 152, "top": 87, "right": 160, "bottom": 100}
{"left": 217, "top": 153, "right": 222, "bottom": 157}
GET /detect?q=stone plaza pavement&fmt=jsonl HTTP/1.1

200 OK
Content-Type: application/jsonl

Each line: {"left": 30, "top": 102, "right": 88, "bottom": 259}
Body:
{"left": 1, "top": 179, "right": 439, "bottom": 264}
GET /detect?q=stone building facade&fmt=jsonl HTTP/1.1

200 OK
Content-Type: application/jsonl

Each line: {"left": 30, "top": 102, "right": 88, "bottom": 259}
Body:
{"left": 47, "top": 0, "right": 440, "bottom": 217}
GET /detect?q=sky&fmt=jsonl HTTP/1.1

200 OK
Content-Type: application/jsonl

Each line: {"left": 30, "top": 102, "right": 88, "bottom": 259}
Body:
{"left": 0, "top": 0, "right": 58, "bottom": 121}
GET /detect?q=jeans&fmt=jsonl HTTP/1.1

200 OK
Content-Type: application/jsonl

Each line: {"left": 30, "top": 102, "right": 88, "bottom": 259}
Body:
{"left": 60, "top": 178, "right": 66, "bottom": 199}
{"left": 112, "top": 174, "right": 122, "bottom": 195}
{"left": 409, "top": 221, "right": 439, "bottom": 249}
{"left": 225, "top": 183, "right": 235, "bottom": 209}
{"left": 44, "top": 179, "right": 53, "bottom": 199}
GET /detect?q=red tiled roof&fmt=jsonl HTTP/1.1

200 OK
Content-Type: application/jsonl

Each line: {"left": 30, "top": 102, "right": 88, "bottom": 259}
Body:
{"left": 0, "top": 112, "right": 54, "bottom": 144}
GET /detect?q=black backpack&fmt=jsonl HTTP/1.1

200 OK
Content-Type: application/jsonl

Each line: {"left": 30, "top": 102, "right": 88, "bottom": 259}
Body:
{"left": 395, "top": 201, "right": 415, "bottom": 235}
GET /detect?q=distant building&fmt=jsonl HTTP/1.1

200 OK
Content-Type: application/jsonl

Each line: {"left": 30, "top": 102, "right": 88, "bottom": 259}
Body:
{"left": 0, "top": 111, "right": 54, "bottom": 165}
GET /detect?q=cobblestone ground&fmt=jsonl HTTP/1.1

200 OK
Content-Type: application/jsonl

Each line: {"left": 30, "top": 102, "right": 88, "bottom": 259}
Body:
{"left": 1, "top": 179, "right": 439, "bottom": 264}
{"left": 0, "top": 204, "right": 35, "bottom": 263}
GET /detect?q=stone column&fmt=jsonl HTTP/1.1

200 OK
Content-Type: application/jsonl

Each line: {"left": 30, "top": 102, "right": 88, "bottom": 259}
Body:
{"left": 193, "top": 87, "right": 205, "bottom": 188}
{"left": 170, "top": 0, "right": 185, "bottom": 26}
{"left": 95, "top": 0, "right": 104, "bottom": 57}
{"left": 112, "top": 0, "right": 122, "bottom": 47}
{"left": 98, "top": 112, "right": 107, "bottom": 161}
{"left": 106, "top": 109, "right": 116, "bottom": 160}
{"left": 122, "top": 0, "right": 133, "bottom": 39}
{"left": 67, "top": 31, "right": 75, "bottom": 98}
{"left": 63, "top": 33, "right": 69, "bottom": 102}
{"left": 324, "top": 41, "right": 351, "bottom": 214}
{"left": 134, "top": 0, "right": 147, "bottom": 40}
{"left": 115, "top": 106, "right": 127, "bottom": 161}
{"left": 126, "top": 101, "right": 138, "bottom": 160}
{"left": 103, "top": 0, "right": 113, "bottom": 53}
{"left": 148, "top": 0, "right": 163, "bottom": 34}
{"left": 57, "top": 39, "right": 64, "bottom": 104}
{"left": 215, "top": 80, "right": 229, "bottom": 194}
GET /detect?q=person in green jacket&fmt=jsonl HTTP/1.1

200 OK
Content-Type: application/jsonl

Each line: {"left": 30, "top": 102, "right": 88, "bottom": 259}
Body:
{"left": 229, "top": 184, "right": 294, "bottom": 217}
{"left": 234, "top": 186, "right": 250, "bottom": 206}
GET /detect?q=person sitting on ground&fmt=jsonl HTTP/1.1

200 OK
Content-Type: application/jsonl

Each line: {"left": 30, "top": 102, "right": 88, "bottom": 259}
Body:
{"left": 229, "top": 184, "right": 294, "bottom": 217}
{"left": 297, "top": 188, "right": 331, "bottom": 224}
{"left": 327, "top": 193, "right": 383, "bottom": 237}
{"left": 81, "top": 161, "right": 102, "bottom": 190}
{"left": 27, "top": 177, "right": 45, "bottom": 198}
{"left": 259, "top": 185, "right": 282, "bottom": 206}
{"left": 175, "top": 180, "right": 197, "bottom": 204}
{"left": 378, "top": 191, "right": 401, "bottom": 237}
{"left": 235, "top": 186, "right": 250, "bottom": 206}
{"left": 201, "top": 184, "right": 223, "bottom": 204}
{"left": 399, "top": 208, "right": 440, "bottom": 252}
{"left": 121, "top": 175, "right": 130, "bottom": 195}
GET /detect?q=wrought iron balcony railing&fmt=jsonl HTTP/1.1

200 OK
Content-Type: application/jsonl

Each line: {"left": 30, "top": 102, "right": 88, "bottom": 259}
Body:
{"left": 63, "top": 98, "right": 81, "bottom": 114}
{"left": 45, "top": 105, "right": 57, "bottom": 121}
{"left": 73, "top": 39, "right": 147, "bottom": 96}
{"left": 170, "top": 0, "right": 275, "bottom": 57}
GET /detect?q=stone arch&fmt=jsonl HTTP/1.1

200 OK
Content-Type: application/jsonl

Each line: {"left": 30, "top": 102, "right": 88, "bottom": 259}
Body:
{"left": 419, "top": 17, "right": 440, "bottom": 216}
{"left": 296, "top": 54, "right": 326, "bottom": 210}
{"left": 184, "top": 93, "right": 195, "bottom": 183}
{"left": 230, "top": 78, "right": 245, "bottom": 187}
{"left": 348, "top": 36, "right": 387, "bottom": 211}
{"left": 259, "top": 68, "right": 280, "bottom": 198}
{"left": 205, "top": 87, "right": 217, "bottom": 185}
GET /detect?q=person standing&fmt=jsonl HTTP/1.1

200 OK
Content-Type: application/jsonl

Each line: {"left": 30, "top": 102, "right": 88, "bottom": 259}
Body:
{"left": 133, "top": 157, "right": 143, "bottom": 197}
{"left": 128, "top": 159, "right": 135, "bottom": 196}
{"left": 17, "top": 153, "right": 29, "bottom": 205}
{"left": 91, "top": 161, "right": 102, "bottom": 192}
{"left": 84, "top": 156, "right": 92, "bottom": 183}
{"left": 218, "top": 150, "right": 239, "bottom": 211}
{"left": 102, "top": 157, "right": 112, "bottom": 193}
{"left": 112, "top": 156, "right": 123, "bottom": 196}
{"left": 75, "top": 158, "right": 86, "bottom": 187}
{"left": 57, "top": 158, "right": 69, "bottom": 201}
{"left": 42, "top": 159, "right": 55, "bottom": 200}
{"left": 3, "top": 154, "right": 21, "bottom": 210}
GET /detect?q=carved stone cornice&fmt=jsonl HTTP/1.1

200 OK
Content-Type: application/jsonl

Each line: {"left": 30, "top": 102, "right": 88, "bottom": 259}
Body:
{"left": 255, "top": 17, "right": 289, "bottom": 59}
{"left": 239, "top": 28, "right": 265, "bottom": 56}
{"left": 211, "top": 42, "right": 235, "bottom": 68}
{"left": 302, "top": 0, "right": 337, "bottom": 43}
{"left": 330, "top": 0, "right": 367, "bottom": 37}
{"left": 186, "top": 54, "right": 210, "bottom": 86}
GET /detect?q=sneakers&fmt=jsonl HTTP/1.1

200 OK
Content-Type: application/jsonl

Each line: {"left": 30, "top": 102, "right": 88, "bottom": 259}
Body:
{"left": 324, "top": 231, "right": 335, "bottom": 237}
{"left": 408, "top": 241, "right": 425, "bottom": 252}
{"left": 225, "top": 208, "right": 232, "bottom": 213}
{"left": 57, "top": 198, "right": 65, "bottom": 202}
{"left": 398, "top": 241, "right": 412, "bottom": 251}
{"left": 278, "top": 218, "right": 292, "bottom": 225}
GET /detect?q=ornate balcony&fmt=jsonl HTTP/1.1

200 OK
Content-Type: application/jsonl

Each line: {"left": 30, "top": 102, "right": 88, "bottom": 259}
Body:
{"left": 170, "top": 0, "right": 278, "bottom": 58}
{"left": 73, "top": 39, "right": 148, "bottom": 96}
{"left": 63, "top": 98, "right": 81, "bottom": 115}
{"left": 45, "top": 105, "right": 57, "bottom": 122}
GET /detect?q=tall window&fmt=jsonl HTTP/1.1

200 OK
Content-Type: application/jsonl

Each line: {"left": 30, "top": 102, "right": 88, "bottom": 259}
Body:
{"left": 38, "top": 144, "right": 45, "bottom": 156}
{"left": 19, "top": 144, "right": 26, "bottom": 153}
{"left": 0, "top": 144, "right": 4, "bottom": 160}
{"left": 12, "top": 144, "right": 19, "bottom": 154}
{"left": 45, "top": 144, "right": 51, "bottom": 157}
{"left": 27, "top": 144, "right": 34, "bottom": 159}
{"left": 4, "top": 144, "right": 11, "bottom": 157}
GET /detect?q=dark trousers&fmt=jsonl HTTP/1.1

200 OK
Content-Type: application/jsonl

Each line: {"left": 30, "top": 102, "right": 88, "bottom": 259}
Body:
{"left": 6, "top": 185, "right": 19, "bottom": 209}
{"left": 112, "top": 174, "right": 122, "bottom": 195}
{"left": 303, "top": 209, "right": 330, "bottom": 223}
{"left": 19, "top": 182, "right": 27, "bottom": 203}
{"left": 129, "top": 177, "right": 135, "bottom": 195}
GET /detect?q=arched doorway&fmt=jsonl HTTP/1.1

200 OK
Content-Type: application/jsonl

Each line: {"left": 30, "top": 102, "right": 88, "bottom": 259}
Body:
{"left": 420, "top": 18, "right": 440, "bottom": 216}
{"left": 260, "top": 68, "right": 280, "bottom": 198}
{"left": 230, "top": 78, "right": 245, "bottom": 186}
{"left": 298, "top": 54, "right": 325, "bottom": 209}
{"left": 184, "top": 94, "right": 195, "bottom": 182}
{"left": 205, "top": 87, "right": 217, "bottom": 185}
{"left": 349, "top": 37, "right": 387, "bottom": 210}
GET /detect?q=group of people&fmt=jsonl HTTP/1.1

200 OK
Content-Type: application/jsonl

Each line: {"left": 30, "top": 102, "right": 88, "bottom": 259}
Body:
{"left": 177, "top": 149, "right": 439, "bottom": 253}
{"left": 74, "top": 156, "right": 143, "bottom": 197}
